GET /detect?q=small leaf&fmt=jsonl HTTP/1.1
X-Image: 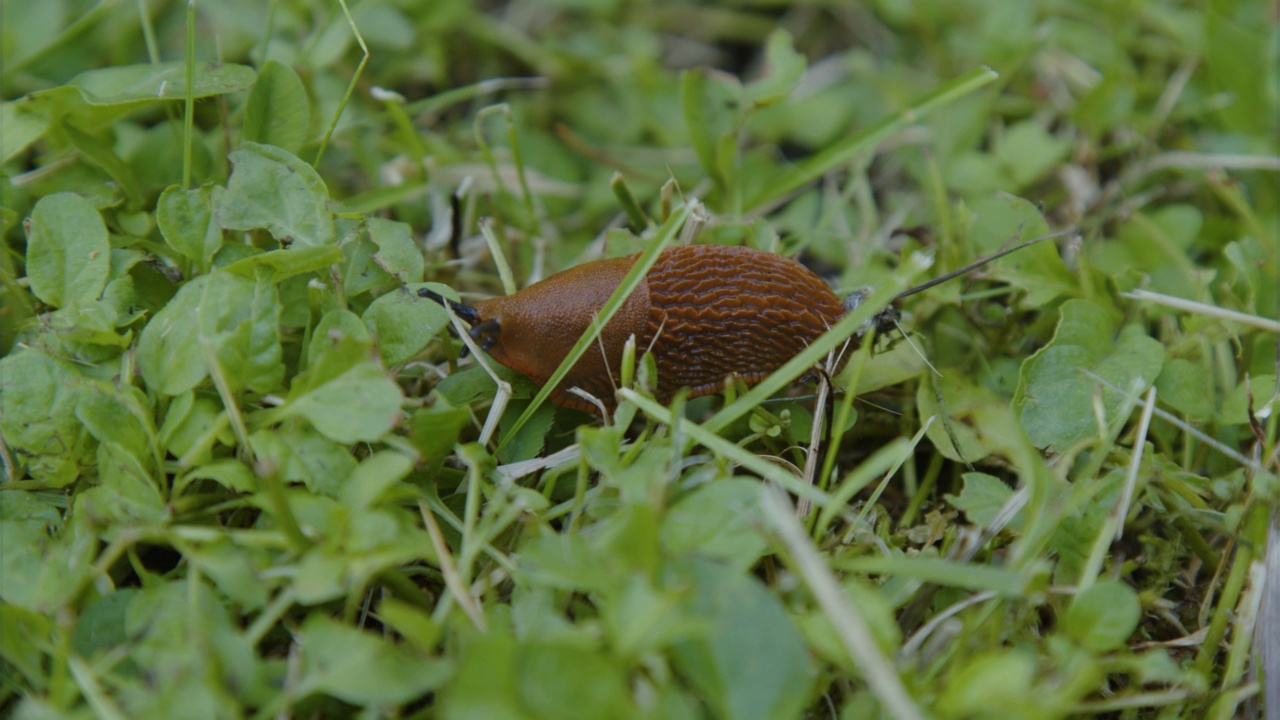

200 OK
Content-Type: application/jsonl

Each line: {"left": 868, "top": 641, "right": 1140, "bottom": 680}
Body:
{"left": 69, "top": 61, "right": 257, "bottom": 105}
{"left": 1, "top": 101, "right": 49, "bottom": 162}
{"left": 0, "top": 348, "right": 94, "bottom": 486}
{"left": 137, "top": 275, "right": 210, "bottom": 395}
{"left": 1154, "top": 358, "right": 1216, "bottom": 421}
{"left": 661, "top": 479, "right": 770, "bottom": 571}
{"left": 186, "top": 542, "right": 270, "bottom": 611}
{"left": 249, "top": 427, "right": 357, "bottom": 496}
{"left": 945, "top": 473, "right": 1019, "bottom": 528}
{"left": 1065, "top": 580, "right": 1141, "bottom": 652}
{"left": 267, "top": 338, "right": 403, "bottom": 443}
{"left": 669, "top": 558, "right": 814, "bottom": 720}
{"left": 157, "top": 184, "right": 224, "bottom": 266}
{"left": 519, "top": 533, "right": 614, "bottom": 593}
{"left": 74, "top": 381, "right": 154, "bottom": 472}
{"left": 197, "top": 271, "right": 284, "bottom": 395}
{"left": 242, "top": 60, "right": 311, "bottom": 154}
{"left": 341, "top": 451, "right": 414, "bottom": 509}
{"left": 1219, "top": 374, "right": 1277, "bottom": 425}
{"left": 24, "top": 192, "right": 110, "bottom": 308}
{"left": 995, "top": 120, "right": 1071, "bottom": 188}
{"left": 308, "top": 308, "right": 372, "bottom": 368}
{"left": 295, "top": 615, "right": 452, "bottom": 705}
{"left": 59, "top": 122, "right": 143, "bottom": 205}
{"left": 1017, "top": 300, "right": 1165, "bottom": 449}
{"left": 940, "top": 649, "right": 1038, "bottom": 716}
{"left": 745, "top": 30, "right": 806, "bottom": 107}
{"left": 361, "top": 283, "right": 450, "bottom": 366}
{"left": 179, "top": 459, "right": 258, "bottom": 494}
{"left": 515, "top": 643, "right": 635, "bottom": 720}
{"left": 71, "top": 589, "right": 137, "bottom": 659}
{"left": 407, "top": 402, "right": 471, "bottom": 467}
{"left": 220, "top": 244, "right": 344, "bottom": 282}
{"left": 158, "top": 392, "right": 224, "bottom": 466}
{"left": 681, "top": 69, "right": 739, "bottom": 193}
{"left": 217, "top": 142, "right": 334, "bottom": 247}
{"left": 367, "top": 217, "right": 424, "bottom": 284}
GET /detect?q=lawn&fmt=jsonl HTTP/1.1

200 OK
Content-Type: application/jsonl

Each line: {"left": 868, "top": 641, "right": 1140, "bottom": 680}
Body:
{"left": 1, "top": 0, "right": 1277, "bottom": 718}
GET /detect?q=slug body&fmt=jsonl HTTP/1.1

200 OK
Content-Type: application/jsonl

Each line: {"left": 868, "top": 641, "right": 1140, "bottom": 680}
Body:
{"left": 454, "top": 245, "right": 846, "bottom": 414}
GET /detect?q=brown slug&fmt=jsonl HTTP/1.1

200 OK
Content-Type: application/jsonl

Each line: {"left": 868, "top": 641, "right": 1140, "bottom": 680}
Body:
{"left": 422, "top": 244, "right": 847, "bottom": 413}
{"left": 420, "top": 232, "right": 1066, "bottom": 414}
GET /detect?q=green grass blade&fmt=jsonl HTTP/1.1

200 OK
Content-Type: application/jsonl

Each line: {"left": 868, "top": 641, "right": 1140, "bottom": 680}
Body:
{"left": 746, "top": 66, "right": 999, "bottom": 211}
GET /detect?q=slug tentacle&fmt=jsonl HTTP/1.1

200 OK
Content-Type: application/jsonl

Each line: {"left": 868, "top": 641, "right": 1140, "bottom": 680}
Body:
{"left": 418, "top": 288, "right": 481, "bottom": 325}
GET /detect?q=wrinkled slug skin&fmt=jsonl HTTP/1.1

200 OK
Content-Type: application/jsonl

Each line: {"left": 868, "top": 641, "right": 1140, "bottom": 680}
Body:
{"left": 642, "top": 245, "right": 845, "bottom": 401}
{"left": 470, "top": 245, "right": 845, "bottom": 413}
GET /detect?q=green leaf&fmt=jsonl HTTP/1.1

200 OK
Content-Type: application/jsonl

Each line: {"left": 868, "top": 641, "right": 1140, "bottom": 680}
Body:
{"left": 940, "top": 649, "right": 1038, "bottom": 716}
{"left": 242, "top": 59, "right": 311, "bottom": 154}
{"left": 179, "top": 459, "right": 258, "bottom": 494}
{"left": 137, "top": 275, "right": 210, "bottom": 395}
{"left": 945, "top": 472, "right": 1019, "bottom": 528}
{"left": 72, "top": 588, "right": 137, "bottom": 659}
{"left": 122, "top": 580, "right": 266, "bottom": 711}
{"left": 68, "top": 61, "right": 257, "bottom": 106}
{"left": 220, "top": 243, "right": 344, "bottom": 282}
{"left": 602, "top": 575, "right": 702, "bottom": 661}
{"left": 379, "top": 598, "right": 443, "bottom": 654}
{"left": 681, "top": 68, "right": 739, "bottom": 193}
{"left": 1064, "top": 580, "right": 1141, "bottom": 652}
{"left": 1153, "top": 358, "right": 1216, "bottom": 421}
{"left": 249, "top": 426, "right": 357, "bottom": 496}
{"left": 158, "top": 392, "right": 224, "bottom": 466}
{"left": 186, "top": 542, "right": 270, "bottom": 611}
{"left": 1219, "top": 374, "right": 1277, "bottom": 425}
{"left": 1, "top": 101, "right": 49, "bottom": 162}
{"left": 362, "top": 283, "right": 450, "bottom": 366}
{"left": 206, "top": 271, "right": 284, "bottom": 394}
{"left": 515, "top": 643, "right": 636, "bottom": 720}
{"left": 661, "top": 479, "right": 770, "bottom": 572}
{"left": 367, "top": 217, "right": 424, "bottom": 284}
{"left": 82, "top": 442, "right": 166, "bottom": 525}
{"left": 265, "top": 337, "right": 403, "bottom": 443}
{"left": 341, "top": 451, "right": 414, "bottom": 509}
{"left": 157, "top": 184, "right": 224, "bottom": 266}
{"left": 440, "top": 632, "right": 536, "bottom": 720}
{"left": 1, "top": 500, "right": 91, "bottom": 611}
{"left": 308, "top": 308, "right": 372, "bottom": 368}
{"left": 1205, "top": 0, "right": 1278, "bottom": 134}
{"left": 59, "top": 122, "right": 143, "bottom": 205}
{"left": 24, "top": 192, "right": 110, "bottom": 308}
{"left": 217, "top": 142, "right": 334, "bottom": 247}
{"left": 968, "top": 193, "right": 1075, "bottom": 307}
{"left": 518, "top": 533, "right": 615, "bottom": 593}
{"left": 745, "top": 30, "right": 806, "bottom": 107}
{"left": 995, "top": 120, "right": 1071, "bottom": 188}
{"left": 496, "top": 398, "right": 556, "bottom": 465}
{"left": 0, "top": 348, "right": 94, "bottom": 486}
{"left": 669, "top": 559, "right": 814, "bottom": 720}
{"left": 1017, "top": 300, "right": 1165, "bottom": 449}
{"left": 137, "top": 270, "right": 284, "bottom": 396}
{"left": 74, "top": 381, "right": 155, "bottom": 472}
{"left": 407, "top": 402, "right": 471, "bottom": 467}
{"left": 295, "top": 615, "right": 451, "bottom": 706}
{"left": 2, "top": 603, "right": 52, "bottom": 689}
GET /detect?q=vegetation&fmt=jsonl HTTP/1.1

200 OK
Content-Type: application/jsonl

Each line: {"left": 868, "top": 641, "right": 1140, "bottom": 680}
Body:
{"left": 1, "top": 0, "right": 1276, "bottom": 718}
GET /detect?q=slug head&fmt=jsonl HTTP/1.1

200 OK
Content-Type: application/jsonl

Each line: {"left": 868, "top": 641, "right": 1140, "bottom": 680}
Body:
{"left": 419, "top": 257, "right": 647, "bottom": 412}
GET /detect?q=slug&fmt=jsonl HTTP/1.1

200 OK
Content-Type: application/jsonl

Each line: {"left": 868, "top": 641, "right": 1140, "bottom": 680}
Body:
{"left": 422, "top": 244, "right": 847, "bottom": 413}
{"left": 420, "top": 232, "right": 1065, "bottom": 414}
